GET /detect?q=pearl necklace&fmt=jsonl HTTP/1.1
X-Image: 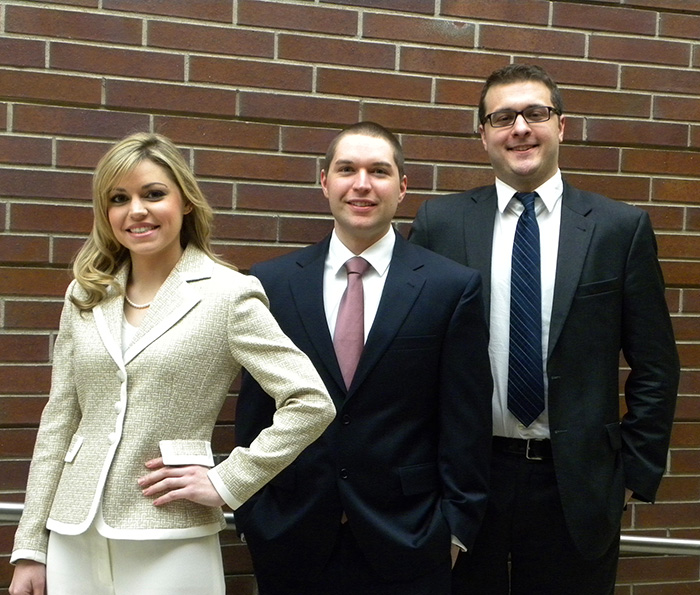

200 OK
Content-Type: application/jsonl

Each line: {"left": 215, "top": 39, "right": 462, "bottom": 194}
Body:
{"left": 124, "top": 295, "right": 151, "bottom": 309}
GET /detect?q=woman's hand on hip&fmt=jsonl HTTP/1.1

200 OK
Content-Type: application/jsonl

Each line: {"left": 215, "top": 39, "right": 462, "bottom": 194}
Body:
{"left": 9, "top": 560, "right": 46, "bottom": 595}
{"left": 138, "top": 457, "right": 225, "bottom": 508}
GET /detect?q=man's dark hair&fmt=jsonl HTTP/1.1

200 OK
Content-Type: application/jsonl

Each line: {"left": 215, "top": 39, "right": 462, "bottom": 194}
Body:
{"left": 478, "top": 63, "right": 564, "bottom": 125}
{"left": 323, "top": 121, "right": 405, "bottom": 178}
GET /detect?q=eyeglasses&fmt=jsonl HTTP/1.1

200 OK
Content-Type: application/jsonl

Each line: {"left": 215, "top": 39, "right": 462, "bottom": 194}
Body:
{"left": 483, "top": 105, "right": 560, "bottom": 128}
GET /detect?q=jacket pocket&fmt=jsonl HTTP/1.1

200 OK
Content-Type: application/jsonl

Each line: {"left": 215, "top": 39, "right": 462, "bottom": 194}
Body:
{"left": 64, "top": 434, "right": 84, "bottom": 463}
{"left": 575, "top": 277, "right": 621, "bottom": 297}
{"left": 398, "top": 462, "right": 439, "bottom": 496}
{"left": 159, "top": 440, "right": 215, "bottom": 467}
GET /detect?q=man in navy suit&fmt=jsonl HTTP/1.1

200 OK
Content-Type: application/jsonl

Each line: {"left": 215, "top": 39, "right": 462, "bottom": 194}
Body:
{"left": 410, "top": 64, "right": 679, "bottom": 594}
{"left": 234, "top": 122, "right": 493, "bottom": 595}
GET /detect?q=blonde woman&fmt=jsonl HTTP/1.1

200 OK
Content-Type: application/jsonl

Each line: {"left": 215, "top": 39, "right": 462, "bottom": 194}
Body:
{"left": 9, "top": 133, "right": 335, "bottom": 595}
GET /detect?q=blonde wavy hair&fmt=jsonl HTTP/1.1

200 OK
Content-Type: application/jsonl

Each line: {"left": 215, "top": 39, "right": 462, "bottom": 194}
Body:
{"left": 71, "top": 132, "right": 234, "bottom": 311}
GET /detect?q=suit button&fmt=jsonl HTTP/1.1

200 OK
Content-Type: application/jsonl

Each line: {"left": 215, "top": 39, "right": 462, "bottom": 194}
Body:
{"left": 342, "top": 414, "right": 351, "bottom": 425}
{"left": 339, "top": 468, "right": 348, "bottom": 479}
{"left": 114, "top": 401, "right": 123, "bottom": 413}
{"left": 116, "top": 370, "right": 126, "bottom": 383}
{"left": 108, "top": 432, "right": 118, "bottom": 444}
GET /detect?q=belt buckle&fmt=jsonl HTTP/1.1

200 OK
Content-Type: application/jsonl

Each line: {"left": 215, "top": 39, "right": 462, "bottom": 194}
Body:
{"left": 525, "top": 439, "right": 544, "bottom": 461}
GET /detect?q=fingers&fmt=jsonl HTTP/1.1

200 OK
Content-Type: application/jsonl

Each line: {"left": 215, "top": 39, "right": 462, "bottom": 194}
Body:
{"left": 138, "top": 464, "right": 224, "bottom": 508}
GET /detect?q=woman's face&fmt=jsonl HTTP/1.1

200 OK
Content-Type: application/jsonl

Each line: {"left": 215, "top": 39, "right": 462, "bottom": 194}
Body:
{"left": 107, "top": 159, "right": 190, "bottom": 265}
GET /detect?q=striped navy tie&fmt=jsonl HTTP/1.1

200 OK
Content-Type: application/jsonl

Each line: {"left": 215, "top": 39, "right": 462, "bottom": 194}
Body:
{"left": 508, "top": 191, "right": 545, "bottom": 427}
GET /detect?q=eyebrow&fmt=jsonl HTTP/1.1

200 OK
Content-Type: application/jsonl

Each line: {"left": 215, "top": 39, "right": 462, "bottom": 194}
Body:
{"left": 110, "top": 181, "right": 169, "bottom": 192}
{"left": 334, "top": 159, "right": 394, "bottom": 169}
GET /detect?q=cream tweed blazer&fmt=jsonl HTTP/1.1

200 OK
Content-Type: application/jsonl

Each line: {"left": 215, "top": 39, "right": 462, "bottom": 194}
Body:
{"left": 12, "top": 245, "right": 334, "bottom": 563}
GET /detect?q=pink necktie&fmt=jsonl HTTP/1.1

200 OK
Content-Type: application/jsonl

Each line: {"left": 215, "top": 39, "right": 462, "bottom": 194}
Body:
{"left": 334, "top": 256, "right": 370, "bottom": 389}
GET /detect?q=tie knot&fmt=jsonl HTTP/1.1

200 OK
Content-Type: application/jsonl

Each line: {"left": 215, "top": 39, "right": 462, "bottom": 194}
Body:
{"left": 514, "top": 191, "right": 538, "bottom": 213}
{"left": 345, "top": 256, "right": 370, "bottom": 276}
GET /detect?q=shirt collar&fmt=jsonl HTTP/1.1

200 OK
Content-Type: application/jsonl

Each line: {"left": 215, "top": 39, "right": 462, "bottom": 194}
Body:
{"left": 328, "top": 227, "right": 395, "bottom": 278}
{"left": 495, "top": 169, "right": 563, "bottom": 214}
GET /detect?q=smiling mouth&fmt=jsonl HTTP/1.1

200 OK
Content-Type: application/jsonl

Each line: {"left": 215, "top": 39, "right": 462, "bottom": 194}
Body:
{"left": 348, "top": 200, "right": 375, "bottom": 207}
{"left": 510, "top": 145, "right": 537, "bottom": 152}
{"left": 127, "top": 225, "right": 158, "bottom": 234}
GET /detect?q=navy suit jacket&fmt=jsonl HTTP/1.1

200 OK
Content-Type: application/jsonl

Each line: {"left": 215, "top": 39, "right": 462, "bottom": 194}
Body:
{"left": 235, "top": 230, "right": 493, "bottom": 582}
{"left": 409, "top": 181, "right": 680, "bottom": 559}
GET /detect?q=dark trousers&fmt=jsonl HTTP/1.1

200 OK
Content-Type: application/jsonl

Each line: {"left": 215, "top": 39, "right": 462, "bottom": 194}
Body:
{"left": 452, "top": 448, "right": 620, "bottom": 595}
{"left": 255, "top": 522, "right": 451, "bottom": 595}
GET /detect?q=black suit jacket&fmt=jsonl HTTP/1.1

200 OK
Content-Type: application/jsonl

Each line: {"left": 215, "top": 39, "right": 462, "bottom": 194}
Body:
{"left": 234, "top": 231, "right": 493, "bottom": 582}
{"left": 409, "top": 181, "right": 680, "bottom": 559}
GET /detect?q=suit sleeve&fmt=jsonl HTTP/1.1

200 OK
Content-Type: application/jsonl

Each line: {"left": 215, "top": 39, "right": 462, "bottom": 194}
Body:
{"left": 619, "top": 212, "right": 679, "bottom": 502}
{"left": 208, "top": 275, "right": 335, "bottom": 509}
{"left": 439, "top": 271, "right": 493, "bottom": 550}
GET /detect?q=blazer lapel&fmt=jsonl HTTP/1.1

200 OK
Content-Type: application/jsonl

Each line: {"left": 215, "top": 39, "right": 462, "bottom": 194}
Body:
{"left": 349, "top": 233, "right": 425, "bottom": 394}
{"left": 548, "top": 182, "right": 595, "bottom": 356}
{"left": 462, "top": 187, "right": 498, "bottom": 314}
{"left": 124, "top": 247, "right": 208, "bottom": 364}
{"left": 288, "top": 238, "right": 346, "bottom": 391}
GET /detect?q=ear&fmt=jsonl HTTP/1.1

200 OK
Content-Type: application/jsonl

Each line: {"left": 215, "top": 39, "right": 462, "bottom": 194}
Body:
{"left": 397, "top": 174, "right": 407, "bottom": 204}
{"left": 183, "top": 202, "right": 193, "bottom": 215}
{"left": 479, "top": 124, "right": 488, "bottom": 151}
{"left": 557, "top": 115, "right": 566, "bottom": 142}
{"left": 320, "top": 170, "right": 330, "bottom": 199}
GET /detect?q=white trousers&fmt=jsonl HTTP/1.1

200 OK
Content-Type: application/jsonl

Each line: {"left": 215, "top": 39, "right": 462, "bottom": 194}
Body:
{"left": 46, "top": 525, "right": 226, "bottom": 595}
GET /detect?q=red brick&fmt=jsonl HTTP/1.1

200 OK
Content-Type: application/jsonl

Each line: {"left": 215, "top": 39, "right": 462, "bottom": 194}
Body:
{"left": 362, "top": 102, "right": 472, "bottom": 135}
{"left": 688, "top": 208, "right": 700, "bottom": 232}
{"left": 0, "top": 336, "right": 49, "bottom": 363}
{"left": 279, "top": 216, "right": 334, "bottom": 244}
{"left": 0, "top": 268, "right": 72, "bottom": 298}
{"left": 564, "top": 174, "right": 649, "bottom": 203}
{"left": 658, "top": 236, "right": 700, "bottom": 259}
{"left": 661, "top": 13, "right": 700, "bottom": 39}
{"left": 56, "top": 140, "right": 116, "bottom": 169}
{"left": 402, "top": 135, "right": 483, "bottom": 164}
{"left": 672, "top": 450, "right": 700, "bottom": 475}
{"left": 0, "top": 429, "right": 38, "bottom": 458}
{"left": 213, "top": 213, "right": 278, "bottom": 242}
{"left": 480, "top": 25, "right": 586, "bottom": 57}
{"left": 684, "top": 290, "right": 700, "bottom": 313}
{"left": 216, "top": 243, "right": 295, "bottom": 272}
{"left": 626, "top": 0, "right": 700, "bottom": 11}
{"left": 317, "top": 68, "right": 432, "bottom": 103}
{"left": 197, "top": 181, "right": 235, "bottom": 210}
{"left": 641, "top": 206, "right": 685, "bottom": 232}
{"left": 364, "top": 13, "right": 475, "bottom": 47}
{"left": 0, "top": 69, "right": 101, "bottom": 107}
{"left": 13, "top": 104, "right": 149, "bottom": 140}
{"left": 104, "top": 0, "right": 233, "bottom": 22}
{"left": 238, "top": 92, "right": 359, "bottom": 127}
{"left": 0, "top": 170, "right": 92, "bottom": 201}
{"left": 148, "top": 21, "right": 273, "bottom": 57}
{"left": 11, "top": 204, "right": 92, "bottom": 235}
{"left": 434, "top": 79, "right": 484, "bottom": 108}
{"left": 586, "top": 119, "right": 688, "bottom": 148}
{"left": 52, "top": 42, "right": 184, "bottom": 81}
{"left": 590, "top": 35, "right": 690, "bottom": 67}
{"left": 0, "top": 102, "right": 6, "bottom": 130}
{"left": 105, "top": 80, "right": 238, "bottom": 118}
{"left": 190, "top": 56, "right": 312, "bottom": 92}
{"left": 53, "top": 237, "right": 87, "bottom": 267}
{"left": 321, "top": 0, "right": 432, "bottom": 14}
{"left": 155, "top": 116, "right": 279, "bottom": 151}
{"left": 675, "top": 395, "right": 700, "bottom": 420}
{"left": 4, "top": 301, "right": 63, "bottom": 330}
{"left": 679, "top": 344, "right": 700, "bottom": 369}
{"left": 662, "top": 261, "right": 700, "bottom": 287}
{"left": 41, "top": 0, "right": 97, "bottom": 5}
{"left": 653, "top": 179, "right": 700, "bottom": 205}
{"left": 635, "top": 583, "right": 700, "bottom": 595}
{"left": 196, "top": 150, "right": 316, "bottom": 183}
{"left": 655, "top": 96, "right": 700, "bottom": 123}
{"left": 0, "top": 365, "right": 52, "bottom": 394}
{"left": 401, "top": 46, "right": 506, "bottom": 78}
{"left": 671, "top": 422, "right": 700, "bottom": 448}
{"left": 566, "top": 89, "right": 651, "bottom": 118}
{"left": 553, "top": 3, "right": 656, "bottom": 35}
{"left": 281, "top": 126, "right": 339, "bottom": 156}
{"left": 441, "top": 0, "right": 550, "bottom": 25}
{"left": 623, "top": 65, "right": 700, "bottom": 95}
{"left": 560, "top": 146, "right": 621, "bottom": 173}
{"left": 436, "top": 166, "right": 494, "bottom": 193}
{"left": 278, "top": 34, "right": 395, "bottom": 70}
{"left": 6, "top": 5, "right": 142, "bottom": 45}
{"left": 399, "top": 164, "right": 434, "bottom": 193}
{"left": 237, "top": 184, "right": 328, "bottom": 214}
{"left": 623, "top": 149, "right": 700, "bottom": 177}
{"left": 655, "top": 476, "right": 700, "bottom": 502}
{"left": 0, "top": 136, "right": 52, "bottom": 166}
{"left": 616, "top": 554, "right": 700, "bottom": 583}
{"left": 517, "top": 57, "right": 620, "bottom": 90}
{"left": 0, "top": 38, "right": 44, "bottom": 68}
{"left": 0, "top": 236, "right": 50, "bottom": 265}
{"left": 238, "top": 0, "right": 356, "bottom": 35}
{"left": 0, "top": 460, "right": 31, "bottom": 490}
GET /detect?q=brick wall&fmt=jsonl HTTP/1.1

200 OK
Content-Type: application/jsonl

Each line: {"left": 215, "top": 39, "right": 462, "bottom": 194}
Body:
{"left": 1, "top": 0, "right": 699, "bottom": 592}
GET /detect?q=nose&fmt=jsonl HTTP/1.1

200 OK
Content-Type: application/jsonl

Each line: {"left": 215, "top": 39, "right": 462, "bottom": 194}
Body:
{"left": 511, "top": 112, "right": 532, "bottom": 134}
{"left": 128, "top": 197, "right": 147, "bottom": 218}
{"left": 353, "top": 169, "right": 371, "bottom": 192}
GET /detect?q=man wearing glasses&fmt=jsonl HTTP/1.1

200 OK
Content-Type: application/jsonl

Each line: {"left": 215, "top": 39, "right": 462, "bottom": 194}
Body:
{"left": 410, "top": 64, "right": 679, "bottom": 594}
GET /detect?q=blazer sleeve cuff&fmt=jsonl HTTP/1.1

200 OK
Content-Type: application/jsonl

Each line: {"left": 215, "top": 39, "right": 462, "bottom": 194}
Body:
{"left": 207, "top": 468, "right": 243, "bottom": 510}
{"left": 11, "top": 549, "right": 47, "bottom": 565}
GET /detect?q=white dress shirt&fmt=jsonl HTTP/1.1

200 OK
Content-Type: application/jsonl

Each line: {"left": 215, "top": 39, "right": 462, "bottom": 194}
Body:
{"left": 324, "top": 228, "right": 395, "bottom": 342}
{"left": 490, "top": 171, "right": 563, "bottom": 439}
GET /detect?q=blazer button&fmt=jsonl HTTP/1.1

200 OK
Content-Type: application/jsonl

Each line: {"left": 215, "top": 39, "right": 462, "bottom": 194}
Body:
{"left": 114, "top": 401, "right": 123, "bottom": 413}
{"left": 342, "top": 414, "right": 351, "bottom": 425}
{"left": 108, "top": 432, "right": 118, "bottom": 444}
{"left": 116, "top": 370, "right": 126, "bottom": 383}
{"left": 339, "top": 468, "right": 348, "bottom": 480}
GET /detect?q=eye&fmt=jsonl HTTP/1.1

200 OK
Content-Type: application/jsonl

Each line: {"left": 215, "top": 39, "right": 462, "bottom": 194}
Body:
{"left": 145, "top": 189, "right": 166, "bottom": 200}
{"left": 109, "top": 193, "right": 129, "bottom": 205}
{"left": 492, "top": 111, "right": 515, "bottom": 125}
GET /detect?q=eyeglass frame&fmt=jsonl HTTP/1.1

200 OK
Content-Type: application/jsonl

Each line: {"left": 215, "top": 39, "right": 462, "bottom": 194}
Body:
{"left": 481, "top": 105, "right": 561, "bottom": 128}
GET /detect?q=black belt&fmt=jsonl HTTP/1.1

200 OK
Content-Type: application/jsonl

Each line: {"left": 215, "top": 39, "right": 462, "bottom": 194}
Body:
{"left": 493, "top": 436, "right": 552, "bottom": 461}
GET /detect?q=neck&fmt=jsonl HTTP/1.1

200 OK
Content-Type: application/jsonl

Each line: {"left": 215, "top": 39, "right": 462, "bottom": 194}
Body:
{"left": 128, "top": 246, "right": 184, "bottom": 297}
